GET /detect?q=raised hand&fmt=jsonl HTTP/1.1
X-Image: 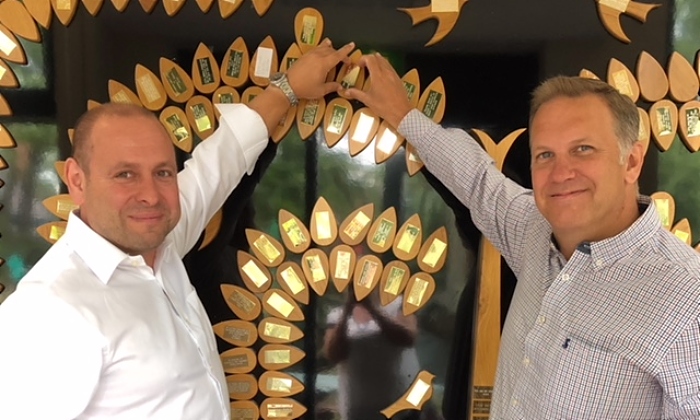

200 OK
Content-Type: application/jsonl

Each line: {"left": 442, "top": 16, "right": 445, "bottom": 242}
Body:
{"left": 341, "top": 53, "right": 414, "bottom": 129}
{"left": 287, "top": 39, "right": 355, "bottom": 99}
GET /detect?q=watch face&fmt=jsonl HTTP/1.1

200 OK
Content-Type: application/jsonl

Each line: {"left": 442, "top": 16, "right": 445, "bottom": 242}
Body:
{"left": 270, "top": 72, "right": 284, "bottom": 83}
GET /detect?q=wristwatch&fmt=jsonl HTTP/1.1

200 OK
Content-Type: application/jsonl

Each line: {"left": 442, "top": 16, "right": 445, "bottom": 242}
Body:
{"left": 269, "top": 72, "right": 299, "bottom": 106}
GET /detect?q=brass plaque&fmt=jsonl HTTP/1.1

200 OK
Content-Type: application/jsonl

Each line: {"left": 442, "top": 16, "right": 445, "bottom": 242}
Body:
{"left": 403, "top": 81, "right": 417, "bottom": 102}
{"left": 218, "top": 92, "right": 235, "bottom": 104}
{"left": 264, "top": 349, "right": 291, "bottom": 364}
{"left": 341, "top": 66, "right": 361, "bottom": 89}
{"left": 301, "top": 15, "right": 317, "bottom": 45}
{"left": 190, "top": 103, "right": 211, "bottom": 132}
{"left": 266, "top": 292, "right": 295, "bottom": 318}
{"left": 599, "top": 0, "right": 630, "bottom": 13}
{"left": 166, "top": 68, "right": 188, "bottom": 95}
{"left": 253, "top": 46, "right": 274, "bottom": 79}
{"left": 473, "top": 386, "right": 493, "bottom": 400}
{"left": 224, "top": 326, "right": 251, "bottom": 342}
{"left": 406, "top": 379, "right": 430, "bottom": 406}
{"left": 222, "top": 354, "right": 250, "bottom": 370}
{"left": 267, "top": 377, "right": 293, "bottom": 393}
{"left": 655, "top": 106, "right": 673, "bottom": 136}
{"left": 301, "top": 100, "right": 320, "bottom": 126}
{"left": 136, "top": 74, "right": 161, "bottom": 103}
{"left": 686, "top": 107, "right": 700, "bottom": 137}
{"left": 228, "top": 289, "right": 257, "bottom": 314}
{"left": 334, "top": 251, "right": 352, "bottom": 280}
{"left": 384, "top": 266, "right": 406, "bottom": 295}
{"left": 282, "top": 219, "right": 307, "bottom": 247}
{"left": 305, "top": 255, "right": 326, "bottom": 282}
{"left": 0, "top": 31, "right": 16, "bottom": 56}
{"left": 370, "top": 219, "right": 395, "bottom": 247}
{"left": 267, "top": 403, "right": 294, "bottom": 418}
{"left": 280, "top": 266, "right": 305, "bottom": 295}
{"left": 197, "top": 57, "right": 215, "bottom": 85}
{"left": 611, "top": 70, "right": 633, "bottom": 97}
{"left": 264, "top": 323, "right": 292, "bottom": 340}
{"left": 50, "top": 224, "right": 66, "bottom": 240}
{"left": 407, "top": 277, "right": 430, "bottom": 306}
{"left": 226, "top": 49, "right": 244, "bottom": 78}
{"left": 472, "top": 400, "right": 491, "bottom": 414}
{"left": 314, "top": 211, "right": 332, "bottom": 240}
{"left": 654, "top": 198, "right": 670, "bottom": 230}
{"left": 396, "top": 224, "right": 420, "bottom": 253}
{"left": 358, "top": 260, "right": 379, "bottom": 288}
{"left": 242, "top": 260, "right": 270, "bottom": 288}
{"left": 422, "top": 238, "right": 447, "bottom": 268}
{"left": 165, "top": 114, "right": 189, "bottom": 142}
{"left": 674, "top": 230, "right": 689, "bottom": 243}
{"left": 344, "top": 211, "right": 370, "bottom": 239}
{"left": 231, "top": 408, "right": 256, "bottom": 420}
{"left": 254, "top": 235, "right": 282, "bottom": 263}
{"left": 327, "top": 104, "right": 348, "bottom": 135}
{"left": 422, "top": 91, "right": 443, "bottom": 119}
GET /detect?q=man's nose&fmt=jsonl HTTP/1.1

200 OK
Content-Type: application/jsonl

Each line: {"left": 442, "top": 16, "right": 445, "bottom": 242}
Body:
{"left": 136, "top": 176, "right": 160, "bottom": 205}
{"left": 549, "top": 157, "right": 576, "bottom": 182}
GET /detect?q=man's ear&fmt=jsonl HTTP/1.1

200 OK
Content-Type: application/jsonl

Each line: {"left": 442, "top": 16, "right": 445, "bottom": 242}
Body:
{"left": 624, "top": 141, "right": 645, "bottom": 185}
{"left": 65, "top": 157, "right": 86, "bottom": 206}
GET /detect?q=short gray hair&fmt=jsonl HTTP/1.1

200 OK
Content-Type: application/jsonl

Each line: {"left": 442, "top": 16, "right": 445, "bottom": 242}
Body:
{"left": 530, "top": 76, "right": 639, "bottom": 157}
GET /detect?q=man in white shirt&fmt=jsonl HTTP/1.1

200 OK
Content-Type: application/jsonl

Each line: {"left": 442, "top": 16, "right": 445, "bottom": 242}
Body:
{"left": 0, "top": 39, "right": 354, "bottom": 420}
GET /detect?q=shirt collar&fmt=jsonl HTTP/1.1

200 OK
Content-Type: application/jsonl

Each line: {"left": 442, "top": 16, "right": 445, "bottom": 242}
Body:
{"left": 586, "top": 196, "right": 660, "bottom": 266}
{"left": 62, "top": 211, "right": 133, "bottom": 284}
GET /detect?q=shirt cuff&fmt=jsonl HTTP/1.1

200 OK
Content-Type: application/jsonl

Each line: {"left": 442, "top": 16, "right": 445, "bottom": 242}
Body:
{"left": 397, "top": 108, "right": 439, "bottom": 154}
{"left": 216, "top": 103, "right": 269, "bottom": 175}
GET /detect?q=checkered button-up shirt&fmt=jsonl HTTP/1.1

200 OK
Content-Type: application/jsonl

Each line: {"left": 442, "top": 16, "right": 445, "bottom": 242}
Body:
{"left": 399, "top": 110, "right": 700, "bottom": 419}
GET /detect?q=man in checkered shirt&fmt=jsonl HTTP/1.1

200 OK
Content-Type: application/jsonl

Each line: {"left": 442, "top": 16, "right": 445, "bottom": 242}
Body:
{"left": 345, "top": 54, "right": 700, "bottom": 419}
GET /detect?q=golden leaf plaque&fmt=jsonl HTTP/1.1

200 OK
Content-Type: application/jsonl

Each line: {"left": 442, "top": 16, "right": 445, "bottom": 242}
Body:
{"left": 379, "top": 260, "right": 411, "bottom": 306}
{"left": 310, "top": 196, "right": 338, "bottom": 246}
{"left": 353, "top": 255, "right": 383, "bottom": 301}
{"left": 649, "top": 99, "right": 678, "bottom": 152}
{"left": 220, "top": 284, "right": 262, "bottom": 321}
{"left": 258, "top": 344, "right": 306, "bottom": 371}
{"left": 338, "top": 203, "right": 374, "bottom": 246}
{"left": 159, "top": 106, "right": 193, "bottom": 153}
{"left": 278, "top": 209, "right": 311, "bottom": 254}
{"left": 301, "top": 248, "right": 330, "bottom": 296}
{"left": 245, "top": 229, "right": 286, "bottom": 267}
{"left": 257, "top": 317, "right": 304, "bottom": 344}
{"left": 258, "top": 371, "right": 304, "bottom": 398}
{"left": 262, "top": 289, "right": 304, "bottom": 322}
{"left": 403, "top": 272, "right": 436, "bottom": 316}
{"left": 276, "top": 261, "right": 310, "bottom": 305}
{"left": 213, "top": 319, "right": 259, "bottom": 347}
{"left": 250, "top": 36, "right": 278, "bottom": 87}
{"left": 329, "top": 244, "right": 357, "bottom": 293}
{"left": 366, "top": 206, "right": 398, "bottom": 254}
{"left": 220, "top": 347, "right": 257, "bottom": 374}
{"left": 237, "top": 250, "right": 273, "bottom": 293}
{"left": 220, "top": 37, "right": 250, "bottom": 88}
{"left": 159, "top": 57, "right": 195, "bottom": 103}
{"left": 417, "top": 227, "right": 448, "bottom": 273}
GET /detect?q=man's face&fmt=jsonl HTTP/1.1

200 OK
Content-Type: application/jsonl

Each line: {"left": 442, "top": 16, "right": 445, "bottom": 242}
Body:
{"left": 67, "top": 114, "right": 180, "bottom": 260}
{"left": 530, "top": 94, "right": 642, "bottom": 242}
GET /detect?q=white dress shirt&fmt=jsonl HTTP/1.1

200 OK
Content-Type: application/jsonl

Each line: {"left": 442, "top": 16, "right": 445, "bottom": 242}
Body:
{"left": 0, "top": 104, "right": 269, "bottom": 420}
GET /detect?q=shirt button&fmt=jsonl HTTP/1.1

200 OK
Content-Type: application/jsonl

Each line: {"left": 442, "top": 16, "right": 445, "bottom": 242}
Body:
{"left": 522, "top": 357, "right": 530, "bottom": 367}
{"left": 537, "top": 315, "right": 546, "bottom": 325}
{"left": 561, "top": 273, "right": 570, "bottom": 281}
{"left": 595, "top": 259, "right": 603, "bottom": 267}
{"left": 511, "top": 398, "right": 519, "bottom": 407}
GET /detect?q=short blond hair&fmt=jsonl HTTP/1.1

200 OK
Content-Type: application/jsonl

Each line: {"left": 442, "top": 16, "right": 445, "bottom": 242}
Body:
{"left": 530, "top": 76, "right": 639, "bottom": 157}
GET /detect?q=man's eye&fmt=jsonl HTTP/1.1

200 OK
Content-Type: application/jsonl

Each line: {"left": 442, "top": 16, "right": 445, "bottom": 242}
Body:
{"left": 575, "top": 145, "right": 593, "bottom": 152}
{"left": 116, "top": 172, "right": 133, "bottom": 179}
{"left": 157, "top": 170, "right": 174, "bottom": 178}
{"left": 536, "top": 151, "right": 552, "bottom": 160}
